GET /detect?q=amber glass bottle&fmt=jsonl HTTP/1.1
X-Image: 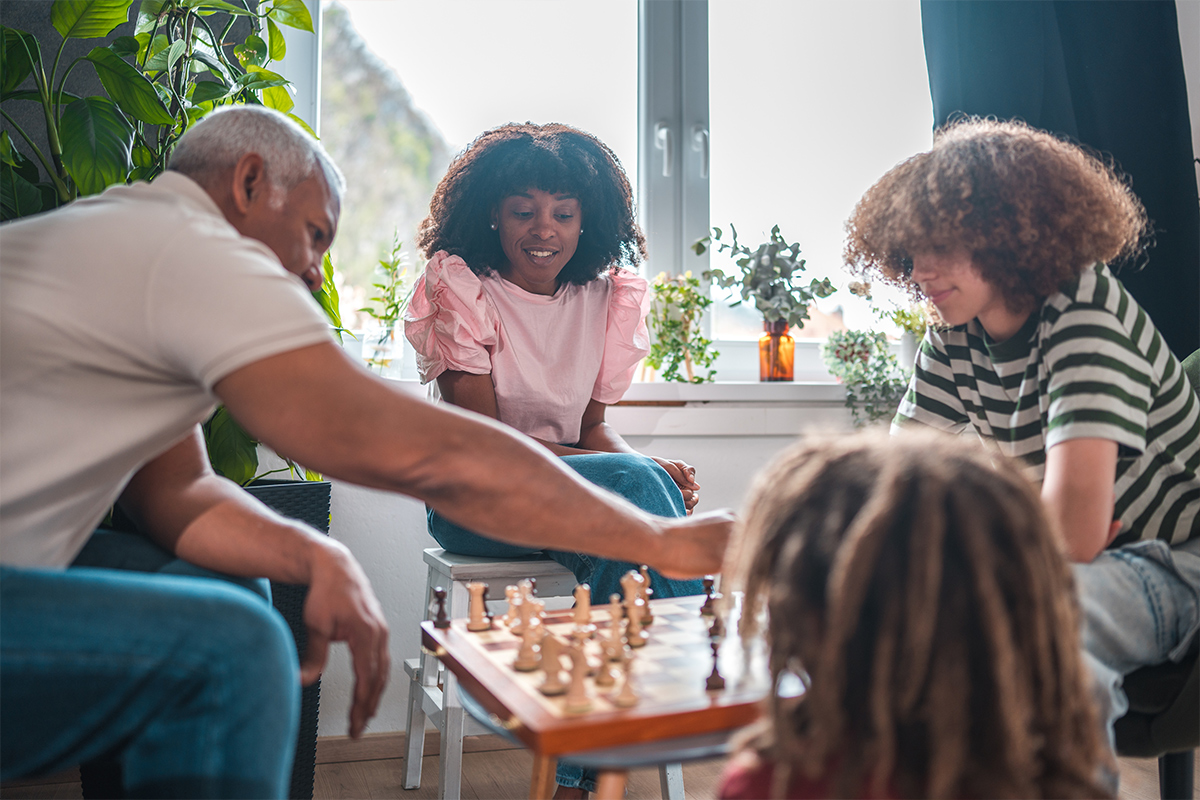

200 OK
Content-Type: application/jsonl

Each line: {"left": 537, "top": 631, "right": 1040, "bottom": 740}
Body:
{"left": 759, "top": 319, "right": 795, "bottom": 381}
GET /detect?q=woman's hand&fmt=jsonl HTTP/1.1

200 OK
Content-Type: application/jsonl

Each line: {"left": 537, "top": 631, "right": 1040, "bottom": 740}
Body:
{"left": 652, "top": 457, "right": 700, "bottom": 515}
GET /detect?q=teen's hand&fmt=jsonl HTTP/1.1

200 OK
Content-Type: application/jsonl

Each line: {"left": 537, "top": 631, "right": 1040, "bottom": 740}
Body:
{"left": 301, "top": 539, "right": 390, "bottom": 738}
{"left": 652, "top": 457, "right": 700, "bottom": 514}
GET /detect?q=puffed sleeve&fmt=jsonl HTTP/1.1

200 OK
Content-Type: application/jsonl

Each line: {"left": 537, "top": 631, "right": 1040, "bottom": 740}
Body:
{"left": 403, "top": 251, "right": 499, "bottom": 384}
{"left": 592, "top": 270, "right": 652, "bottom": 403}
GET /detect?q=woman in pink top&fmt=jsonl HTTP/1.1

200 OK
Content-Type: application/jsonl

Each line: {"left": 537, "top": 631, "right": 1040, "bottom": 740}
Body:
{"left": 405, "top": 122, "right": 702, "bottom": 796}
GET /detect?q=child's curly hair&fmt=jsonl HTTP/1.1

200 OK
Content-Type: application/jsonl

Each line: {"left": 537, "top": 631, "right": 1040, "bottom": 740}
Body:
{"left": 725, "top": 430, "right": 1111, "bottom": 799}
{"left": 417, "top": 122, "right": 646, "bottom": 285}
{"left": 843, "top": 117, "right": 1148, "bottom": 313}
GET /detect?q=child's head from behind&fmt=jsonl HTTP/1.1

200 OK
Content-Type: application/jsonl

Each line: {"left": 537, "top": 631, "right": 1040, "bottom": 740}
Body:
{"left": 727, "top": 431, "right": 1108, "bottom": 799}
{"left": 844, "top": 118, "right": 1147, "bottom": 317}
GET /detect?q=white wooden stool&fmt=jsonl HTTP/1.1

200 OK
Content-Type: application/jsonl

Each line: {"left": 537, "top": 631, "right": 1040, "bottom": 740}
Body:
{"left": 402, "top": 548, "right": 686, "bottom": 799}
{"left": 403, "top": 548, "right": 577, "bottom": 798}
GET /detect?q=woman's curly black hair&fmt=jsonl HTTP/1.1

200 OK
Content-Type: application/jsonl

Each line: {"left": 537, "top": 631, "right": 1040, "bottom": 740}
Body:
{"left": 417, "top": 122, "right": 647, "bottom": 285}
{"left": 844, "top": 117, "right": 1149, "bottom": 313}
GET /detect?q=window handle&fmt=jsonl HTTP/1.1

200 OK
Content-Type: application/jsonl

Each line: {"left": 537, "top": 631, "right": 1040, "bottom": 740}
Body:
{"left": 654, "top": 122, "right": 673, "bottom": 178}
{"left": 691, "top": 125, "right": 709, "bottom": 179}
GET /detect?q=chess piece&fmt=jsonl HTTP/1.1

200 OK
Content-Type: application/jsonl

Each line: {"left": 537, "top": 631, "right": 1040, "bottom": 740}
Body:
{"left": 433, "top": 586, "right": 450, "bottom": 629}
{"left": 708, "top": 611, "right": 725, "bottom": 640}
{"left": 607, "top": 594, "right": 624, "bottom": 650}
{"left": 620, "top": 570, "right": 644, "bottom": 615}
{"left": 613, "top": 652, "right": 638, "bottom": 707}
{"left": 700, "top": 576, "right": 716, "bottom": 617}
{"left": 513, "top": 617, "right": 542, "bottom": 672}
{"left": 573, "top": 583, "right": 592, "bottom": 626}
{"left": 467, "top": 581, "right": 492, "bottom": 631}
{"left": 518, "top": 578, "right": 535, "bottom": 603}
{"left": 705, "top": 640, "right": 725, "bottom": 691}
{"left": 564, "top": 642, "right": 593, "bottom": 713}
{"left": 538, "top": 634, "right": 568, "bottom": 696}
{"left": 593, "top": 650, "right": 617, "bottom": 688}
{"left": 639, "top": 565, "right": 654, "bottom": 626}
{"left": 503, "top": 585, "right": 520, "bottom": 627}
{"left": 626, "top": 599, "right": 648, "bottom": 648}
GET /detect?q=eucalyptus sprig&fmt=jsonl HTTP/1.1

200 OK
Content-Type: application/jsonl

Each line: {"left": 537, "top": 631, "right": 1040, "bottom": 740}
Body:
{"left": 645, "top": 271, "right": 718, "bottom": 383}
{"left": 693, "top": 224, "right": 836, "bottom": 329}
{"left": 822, "top": 329, "right": 910, "bottom": 427}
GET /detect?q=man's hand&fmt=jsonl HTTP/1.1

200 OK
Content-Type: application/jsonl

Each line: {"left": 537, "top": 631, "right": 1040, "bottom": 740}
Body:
{"left": 650, "top": 510, "right": 735, "bottom": 578}
{"left": 652, "top": 457, "right": 700, "bottom": 514}
{"left": 300, "top": 539, "right": 389, "bottom": 738}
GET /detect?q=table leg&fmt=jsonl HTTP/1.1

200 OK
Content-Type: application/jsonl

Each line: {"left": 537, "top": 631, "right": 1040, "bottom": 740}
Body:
{"left": 595, "top": 770, "right": 629, "bottom": 800}
{"left": 529, "top": 754, "right": 557, "bottom": 800}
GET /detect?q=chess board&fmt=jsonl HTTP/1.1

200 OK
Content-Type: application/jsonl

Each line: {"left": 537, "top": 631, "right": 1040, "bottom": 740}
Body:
{"left": 421, "top": 594, "right": 770, "bottom": 758}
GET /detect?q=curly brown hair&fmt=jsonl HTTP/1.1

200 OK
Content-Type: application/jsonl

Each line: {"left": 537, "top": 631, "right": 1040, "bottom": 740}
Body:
{"left": 725, "top": 430, "right": 1111, "bottom": 800}
{"left": 843, "top": 117, "right": 1148, "bottom": 312}
{"left": 416, "top": 122, "right": 647, "bottom": 285}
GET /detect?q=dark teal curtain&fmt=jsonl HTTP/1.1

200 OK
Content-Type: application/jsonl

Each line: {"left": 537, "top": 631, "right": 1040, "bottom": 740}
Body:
{"left": 921, "top": 0, "right": 1199, "bottom": 358}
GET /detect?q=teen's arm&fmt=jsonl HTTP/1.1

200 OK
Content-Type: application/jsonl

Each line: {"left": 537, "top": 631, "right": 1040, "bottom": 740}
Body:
{"left": 438, "top": 375, "right": 699, "bottom": 512}
{"left": 1042, "top": 437, "right": 1121, "bottom": 562}
{"left": 217, "top": 344, "right": 731, "bottom": 577}
{"left": 117, "top": 427, "right": 389, "bottom": 737}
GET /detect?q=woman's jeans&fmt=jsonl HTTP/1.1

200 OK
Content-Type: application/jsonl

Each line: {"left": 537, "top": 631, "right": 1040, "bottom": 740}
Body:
{"left": 1074, "top": 537, "right": 1200, "bottom": 747}
{"left": 0, "top": 531, "right": 299, "bottom": 798}
{"left": 429, "top": 452, "right": 703, "bottom": 791}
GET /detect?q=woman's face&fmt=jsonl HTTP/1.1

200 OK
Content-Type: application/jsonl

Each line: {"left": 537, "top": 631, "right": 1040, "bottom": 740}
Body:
{"left": 492, "top": 188, "right": 582, "bottom": 296}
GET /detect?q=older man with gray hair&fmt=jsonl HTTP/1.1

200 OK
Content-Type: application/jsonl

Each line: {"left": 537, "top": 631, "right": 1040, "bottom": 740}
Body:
{"left": 0, "top": 106, "right": 731, "bottom": 797}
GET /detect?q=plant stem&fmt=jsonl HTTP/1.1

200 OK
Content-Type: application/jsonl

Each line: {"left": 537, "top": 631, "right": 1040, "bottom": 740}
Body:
{"left": 1, "top": 109, "right": 70, "bottom": 201}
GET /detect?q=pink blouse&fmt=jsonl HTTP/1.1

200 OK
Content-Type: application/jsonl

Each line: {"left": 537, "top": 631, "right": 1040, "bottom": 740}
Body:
{"left": 403, "top": 251, "right": 651, "bottom": 445}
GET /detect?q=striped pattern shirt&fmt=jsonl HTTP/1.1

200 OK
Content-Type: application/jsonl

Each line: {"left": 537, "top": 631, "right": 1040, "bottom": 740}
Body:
{"left": 893, "top": 263, "right": 1199, "bottom": 545}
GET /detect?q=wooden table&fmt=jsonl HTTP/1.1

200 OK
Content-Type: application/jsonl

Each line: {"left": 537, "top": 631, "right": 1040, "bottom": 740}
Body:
{"left": 421, "top": 594, "right": 769, "bottom": 799}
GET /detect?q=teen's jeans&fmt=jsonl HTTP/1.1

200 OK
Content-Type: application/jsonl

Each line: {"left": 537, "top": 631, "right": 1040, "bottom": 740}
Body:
{"left": 0, "top": 533, "right": 299, "bottom": 798}
{"left": 429, "top": 452, "right": 703, "bottom": 791}
{"left": 1074, "top": 537, "right": 1200, "bottom": 747}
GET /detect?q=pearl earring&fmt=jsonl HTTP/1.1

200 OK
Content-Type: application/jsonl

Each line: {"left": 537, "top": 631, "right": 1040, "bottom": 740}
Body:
{"left": 490, "top": 222, "right": 497, "bottom": 230}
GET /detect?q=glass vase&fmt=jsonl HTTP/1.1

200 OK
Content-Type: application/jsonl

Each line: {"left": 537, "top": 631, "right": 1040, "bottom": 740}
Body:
{"left": 363, "top": 326, "right": 402, "bottom": 378}
{"left": 759, "top": 319, "right": 795, "bottom": 382}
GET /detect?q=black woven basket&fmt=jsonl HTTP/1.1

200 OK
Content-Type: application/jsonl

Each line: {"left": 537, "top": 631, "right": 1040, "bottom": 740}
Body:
{"left": 247, "top": 479, "right": 331, "bottom": 800}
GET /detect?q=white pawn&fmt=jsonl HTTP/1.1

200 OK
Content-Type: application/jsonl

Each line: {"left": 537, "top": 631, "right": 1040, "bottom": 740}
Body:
{"left": 626, "top": 599, "right": 648, "bottom": 648}
{"left": 613, "top": 651, "right": 638, "bottom": 707}
{"left": 538, "top": 634, "right": 568, "bottom": 696}
{"left": 573, "top": 584, "right": 592, "bottom": 626}
{"left": 513, "top": 616, "right": 542, "bottom": 672}
{"left": 466, "top": 581, "right": 491, "bottom": 632}
{"left": 607, "top": 593, "right": 624, "bottom": 650}
{"left": 503, "top": 585, "right": 520, "bottom": 627}
{"left": 564, "top": 642, "right": 593, "bottom": 714}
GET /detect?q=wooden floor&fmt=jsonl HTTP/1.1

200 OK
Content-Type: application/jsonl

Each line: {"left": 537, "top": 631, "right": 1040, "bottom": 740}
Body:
{"left": 1, "top": 732, "right": 1194, "bottom": 799}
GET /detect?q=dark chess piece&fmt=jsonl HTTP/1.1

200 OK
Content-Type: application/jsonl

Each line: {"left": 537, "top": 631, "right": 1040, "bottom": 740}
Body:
{"left": 708, "top": 612, "right": 725, "bottom": 640}
{"left": 700, "top": 576, "right": 715, "bottom": 617}
{"left": 529, "top": 577, "right": 538, "bottom": 597}
{"left": 705, "top": 640, "right": 725, "bottom": 691}
{"left": 433, "top": 586, "right": 450, "bottom": 629}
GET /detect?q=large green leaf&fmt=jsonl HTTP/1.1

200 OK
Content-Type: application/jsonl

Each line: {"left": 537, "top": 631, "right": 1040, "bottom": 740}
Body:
{"left": 52, "top": 0, "right": 136, "bottom": 40}
{"left": 86, "top": 47, "right": 174, "bottom": 125}
{"left": 266, "top": 18, "right": 286, "bottom": 61}
{"left": 234, "top": 34, "right": 266, "bottom": 68}
{"left": 0, "top": 161, "right": 43, "bottom": 220}
{"left": 313, "top": 251, "right": 345, "bottom": 342}
{"left": 268, "top": 0, "right": 314, "bottom": 33}
{"left": 204, "top": 406, "right": 259, "bottom": 485}
{"left": 1, "top": 28, "right": 39, "bottom": 95}
{"left": 109, "top": 35, "right": 139, "bottom": 57}
{"left": 189, "top": 77, "right": 228, "bottom": 103}
{"left": 183, "top": 0, "right": 254, "bottom": 16}
{"left": 262, "top": 83, "right": 293, "bottom": 112}
{"left": 59, "top": 97, "right": 134, "bottom": 195}
{"left": 286, "top": 112, "right": 315, "bottom": 137}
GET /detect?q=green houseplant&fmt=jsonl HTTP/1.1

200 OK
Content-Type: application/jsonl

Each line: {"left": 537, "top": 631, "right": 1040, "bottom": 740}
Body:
{"left": 358, "top": 233, "right": 416, "bottom": 377}
{"left": 693, "top": 224, "right": 836, "bottom": 380}
{"left": 1, "top": 0, "right": 346, "bottom": 485}
{"left": 644, "top": 270, "right": 718, "bottom": 383}
{"left": 822, "top": 329, "right": 910, "bottom": 427}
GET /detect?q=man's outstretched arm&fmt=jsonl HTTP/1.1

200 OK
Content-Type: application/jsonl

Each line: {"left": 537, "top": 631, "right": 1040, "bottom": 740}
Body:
{"left": 213, "top": 342, "right": 733, "bottom": 579}
{"left": 117, "top": 428, "right": 389, "bottom": 737}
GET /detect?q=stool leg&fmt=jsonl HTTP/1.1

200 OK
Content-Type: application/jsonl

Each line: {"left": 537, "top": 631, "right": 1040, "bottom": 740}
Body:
{"left": 402, "top": 674, "right": 427, "bottom": 789}
{"left": 595, "top": 770, "right": 629, "bottom": 800}
{"left": 659, "top": 762, "right": 684, "bottom": 800}
{"left": 439, "top": 673, "right": 465, "bottom": 800}
{"left": 1159, "top": 750, "right": 1194, "bottom": 800}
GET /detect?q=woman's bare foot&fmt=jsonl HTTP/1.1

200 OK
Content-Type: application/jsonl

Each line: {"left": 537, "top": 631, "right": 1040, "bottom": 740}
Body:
{"left": 552, "top": 784, "right": 588, "bottom": 799}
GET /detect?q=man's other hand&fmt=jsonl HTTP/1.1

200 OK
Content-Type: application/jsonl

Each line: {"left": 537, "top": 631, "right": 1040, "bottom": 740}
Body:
{"left": 300, "top": 539, "right": 390, "bottom": 738}
{"left": 652, "top": 510, "right": 736, "bottom": 579}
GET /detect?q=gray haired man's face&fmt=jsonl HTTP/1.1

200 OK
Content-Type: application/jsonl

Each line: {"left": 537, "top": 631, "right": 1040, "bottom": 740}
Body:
{"left": 241, "top": 173, "right": 339, "bottom": 291}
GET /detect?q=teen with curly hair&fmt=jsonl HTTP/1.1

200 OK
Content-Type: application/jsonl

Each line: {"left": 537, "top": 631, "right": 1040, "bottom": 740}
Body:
{"left": 719, "top": 432, "right": 1112, "bottom": 800}
{"left": 844, "top": 118, "right": 1200, "bottom": 750}
{"left": 404, "top": 122, "right": 705, "bottom": 797}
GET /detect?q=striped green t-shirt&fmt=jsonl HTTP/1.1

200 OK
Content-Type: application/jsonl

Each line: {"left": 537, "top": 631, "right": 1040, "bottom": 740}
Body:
{"left": 893, "top": 263, "right": 1199, "bottom": 545}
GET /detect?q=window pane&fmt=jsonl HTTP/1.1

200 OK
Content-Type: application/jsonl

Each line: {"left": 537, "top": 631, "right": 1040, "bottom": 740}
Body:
{"left": 322, "top": 0, "right": 638, "bottom": 326}
{"left": 707, "top": 0, "right": 933, "bottom": 338}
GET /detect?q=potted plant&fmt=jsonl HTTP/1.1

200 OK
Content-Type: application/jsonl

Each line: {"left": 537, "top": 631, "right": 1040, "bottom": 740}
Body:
{"left": 358, "top": 233, "right": 416, "bottom": 378}
{"left": 847, "top": 280, "right": 929, "bottom": 366}
{"left": 693, "top": 224, "right": 836, "bottom": 381}
{"left": 643, "top": 270, "right": 718, "bottom": 383}
{"left": 821, "top": 329, "right": 910, "bottom": 427}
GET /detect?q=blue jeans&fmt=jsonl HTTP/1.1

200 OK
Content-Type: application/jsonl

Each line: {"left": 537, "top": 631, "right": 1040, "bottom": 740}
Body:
{"left": 1074, "top": 538, "right": 1200, "bottom": 746}
{"left": 0, "top": 532, "right": 300, "bottom": 798}
{"left": 429, "top": 452, "right": 703, "bottom": 791}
